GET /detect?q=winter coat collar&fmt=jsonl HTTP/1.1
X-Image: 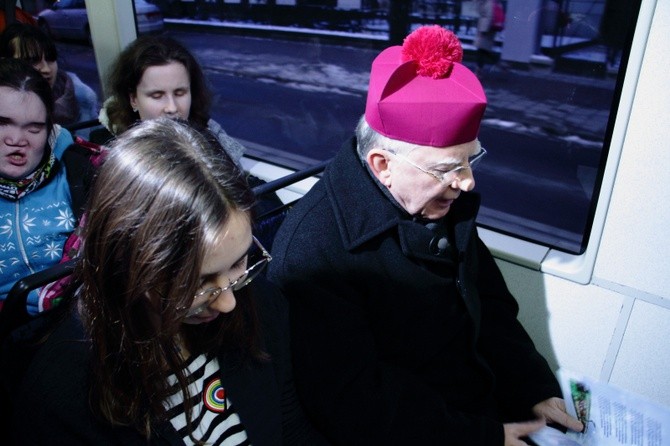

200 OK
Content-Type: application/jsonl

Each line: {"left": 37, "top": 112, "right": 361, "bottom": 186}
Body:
{"left": 323, "top": 137, "right": 481, "bottom": 261}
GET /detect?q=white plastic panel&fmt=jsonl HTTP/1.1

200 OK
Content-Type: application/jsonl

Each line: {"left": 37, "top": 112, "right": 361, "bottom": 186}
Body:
{"left": 594, "top": 0, "right": 670, "bottom": 301}
{"left": 498, "top": 259, "right": 626, "bottom": 379}
{"left": 479, "top": 228, "right": 549, "bottom": 271}
{"left": 609, "top": 300, "right": 670, "bottom": 407}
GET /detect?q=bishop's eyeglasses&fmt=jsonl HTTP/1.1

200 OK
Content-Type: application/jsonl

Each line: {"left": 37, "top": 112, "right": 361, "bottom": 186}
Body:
{"left": 386, "top": 144, "right": 487, "bottom": 184}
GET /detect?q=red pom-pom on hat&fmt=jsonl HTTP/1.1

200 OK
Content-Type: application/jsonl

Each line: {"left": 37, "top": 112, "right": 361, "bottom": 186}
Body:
{"left": 401, "top": 25, "right": 463, "bottom": 79}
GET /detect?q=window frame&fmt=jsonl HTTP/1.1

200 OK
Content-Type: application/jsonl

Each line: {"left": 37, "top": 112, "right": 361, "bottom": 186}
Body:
{"left": 486, "top": 0, "right": 656, "bottom": 284}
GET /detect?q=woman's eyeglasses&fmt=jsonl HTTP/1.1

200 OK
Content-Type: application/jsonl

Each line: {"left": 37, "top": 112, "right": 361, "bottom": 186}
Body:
{"left": 185, "top": 236, "right": 271, "bottom": 318}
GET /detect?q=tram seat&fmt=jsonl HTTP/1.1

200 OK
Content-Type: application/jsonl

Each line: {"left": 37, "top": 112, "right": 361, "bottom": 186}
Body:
{"left": 252, "top": 158, "right": 330, "bottom": 250}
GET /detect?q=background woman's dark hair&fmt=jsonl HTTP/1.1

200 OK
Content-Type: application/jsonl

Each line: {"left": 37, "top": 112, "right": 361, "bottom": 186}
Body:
{"left": 76, "top": 118, "right": 259, "bottom": 437}
{"left": 0, "top": 58, "right": 54, "bottom": 136}
{"left": 105, "top": 35, "right": 211, "bottom": 134}
{"left": 0, "top": 23, "right": 58, "bottom": 63}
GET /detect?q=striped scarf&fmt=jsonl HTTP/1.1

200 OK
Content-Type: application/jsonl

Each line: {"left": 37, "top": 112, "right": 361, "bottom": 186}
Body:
{"left": 0, "top": 149, "right": 56, "bottom": 201}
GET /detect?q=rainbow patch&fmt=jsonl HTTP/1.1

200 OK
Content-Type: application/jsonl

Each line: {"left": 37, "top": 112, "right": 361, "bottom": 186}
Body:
{"left": 203, "top": 377, "right": 227, "bottom": 413}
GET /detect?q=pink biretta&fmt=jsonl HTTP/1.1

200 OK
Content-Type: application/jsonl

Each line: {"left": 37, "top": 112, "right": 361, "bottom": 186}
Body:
{"left": 365, "top": 25, "right": 487, "bottom": 148}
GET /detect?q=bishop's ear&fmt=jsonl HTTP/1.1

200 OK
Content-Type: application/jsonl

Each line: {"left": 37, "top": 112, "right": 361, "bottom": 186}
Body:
{"left": 366, "top": 149, "right": 393, "bottom": 186}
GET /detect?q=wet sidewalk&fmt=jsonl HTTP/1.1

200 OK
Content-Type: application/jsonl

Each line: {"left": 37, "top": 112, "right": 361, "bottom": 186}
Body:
{"left": 468, "top": 61, "right": 615, "bottom": 147}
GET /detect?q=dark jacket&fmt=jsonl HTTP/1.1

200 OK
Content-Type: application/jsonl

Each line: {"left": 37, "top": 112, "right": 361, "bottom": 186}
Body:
{"left": 267, "top": 138, "right": 562, "bottom": 445}
{"left": 8, "top": 276, "right": 327, "bottom": 446}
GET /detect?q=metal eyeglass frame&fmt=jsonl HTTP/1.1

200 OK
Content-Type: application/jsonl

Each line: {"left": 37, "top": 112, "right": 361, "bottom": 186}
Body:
{"left": 185, "top": 236, "right": 272, "bottom": 317}
{"left": 386, "top": 145, "right": 487, "bottom": 184}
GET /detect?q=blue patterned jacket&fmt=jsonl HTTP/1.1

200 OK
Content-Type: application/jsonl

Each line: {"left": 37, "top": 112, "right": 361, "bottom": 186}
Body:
{"left": 0, "top": 127, "right": 83, "bottom": 314}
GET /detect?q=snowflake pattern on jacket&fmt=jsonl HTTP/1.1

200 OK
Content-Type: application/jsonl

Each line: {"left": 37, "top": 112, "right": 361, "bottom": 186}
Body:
{"left": 0, "top": 126, "right": 76, "bottom": 314}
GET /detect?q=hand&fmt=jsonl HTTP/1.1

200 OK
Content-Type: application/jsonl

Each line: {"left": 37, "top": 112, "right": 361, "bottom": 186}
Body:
{"left": 532, "top": 397, "right": 584, "bottom": 432}
{"left": 503, "top": 418, "right": 545, "bottom": 446}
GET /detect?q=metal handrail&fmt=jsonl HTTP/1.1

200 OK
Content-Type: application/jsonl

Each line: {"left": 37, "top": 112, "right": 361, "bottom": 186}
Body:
{"left": 251, "top": 158, "right": 330, "bottom": 197}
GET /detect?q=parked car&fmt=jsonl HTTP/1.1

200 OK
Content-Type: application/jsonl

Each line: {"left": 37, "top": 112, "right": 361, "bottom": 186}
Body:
{"left": 37, "top": 0, "right": 164, "bottom": 43}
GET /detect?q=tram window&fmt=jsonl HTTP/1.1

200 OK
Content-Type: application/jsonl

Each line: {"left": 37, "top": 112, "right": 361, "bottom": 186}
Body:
{"left": 69, "top": 0, "right": 642, "bottom": 256}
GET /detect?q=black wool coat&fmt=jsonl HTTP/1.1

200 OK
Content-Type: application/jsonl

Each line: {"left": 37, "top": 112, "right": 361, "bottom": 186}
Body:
{"left": 8, "top": 277, "right": 327, "bottom": 446}
{"left": 267, "top": 138, "right": 562, "bottom": 446}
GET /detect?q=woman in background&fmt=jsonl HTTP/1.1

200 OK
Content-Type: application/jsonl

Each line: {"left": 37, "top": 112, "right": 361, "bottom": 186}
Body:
{"left": 92, "top": 35, "right": 245, "bottom": 164}
{"left": 0, "top": 23, "right": 96, "bottom": 126}
{"left": 93, "top": 35, "right": 281, "bottom": 216}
